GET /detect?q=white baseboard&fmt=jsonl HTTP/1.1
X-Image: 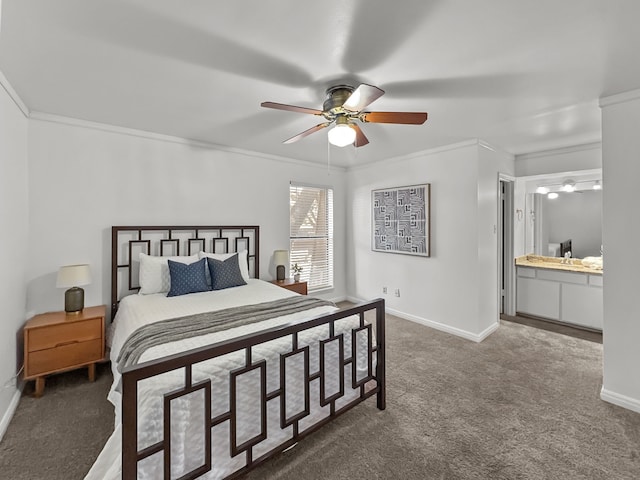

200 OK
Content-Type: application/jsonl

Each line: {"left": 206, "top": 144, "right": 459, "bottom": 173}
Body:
{"left": 345, "top": 296, "right": 366, "bottom": 304}
{"left": 600, "top": 387, "right": 640, "bottom": 414}
{"left": 343, "top": 296, "right": 500, "bottom": 342}
{"left": 387, "top": 307, "right": 499, "bottom": 343}
{"left": 327, "top": 295, "right": 347, "bottom": 303}
{"left": 0, "top": 385, "right": 23, "bottom": 443}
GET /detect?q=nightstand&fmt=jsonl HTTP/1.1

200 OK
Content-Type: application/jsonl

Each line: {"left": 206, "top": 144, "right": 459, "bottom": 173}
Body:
{"left": 270, "top": 278, "right": 308, "bottom": 295}
{"left": 24, "top": 305, "right": 106, "bottom": 397}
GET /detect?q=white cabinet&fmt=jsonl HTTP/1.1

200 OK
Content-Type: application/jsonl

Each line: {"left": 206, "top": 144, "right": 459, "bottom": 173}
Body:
{"left": 562, "top": 283, "right": 603, "bottom": 329}
{"left": 516, "top": 267, "right": 603, "bottom": 330}
{"left": 516, "top": 277, "right": 560, "bottom": 320}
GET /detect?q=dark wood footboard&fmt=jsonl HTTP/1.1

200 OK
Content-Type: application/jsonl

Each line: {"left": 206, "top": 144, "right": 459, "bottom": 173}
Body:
{"left": 121, "top": 298, "right": 385, "bottom": 479}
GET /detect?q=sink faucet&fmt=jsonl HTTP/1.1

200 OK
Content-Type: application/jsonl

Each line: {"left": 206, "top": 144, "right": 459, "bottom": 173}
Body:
{"left": 562, "top": 251, "right": 572, "bottom": 265}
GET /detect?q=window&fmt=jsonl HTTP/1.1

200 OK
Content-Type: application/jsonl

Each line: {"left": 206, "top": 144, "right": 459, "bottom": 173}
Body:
{"left": 290, "top": 184, "right": 333, "bottom": 291}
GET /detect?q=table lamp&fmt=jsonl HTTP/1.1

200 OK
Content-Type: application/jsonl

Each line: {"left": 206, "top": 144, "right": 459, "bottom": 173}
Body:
{"left": 56, "top": 264, "right": 92, "bottom": 314}
{"left": 273, "top": 250, "right": 289, "bottom": 282}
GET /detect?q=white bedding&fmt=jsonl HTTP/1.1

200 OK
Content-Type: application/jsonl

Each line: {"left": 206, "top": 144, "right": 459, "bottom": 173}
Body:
{"left": 87, "top": 280, "right": 369, "bottom": 480}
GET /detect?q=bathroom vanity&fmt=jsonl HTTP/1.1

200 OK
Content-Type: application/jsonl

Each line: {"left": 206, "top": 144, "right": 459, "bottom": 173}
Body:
{"left": 515, "top": 255, "right": 603, "bottom": 330}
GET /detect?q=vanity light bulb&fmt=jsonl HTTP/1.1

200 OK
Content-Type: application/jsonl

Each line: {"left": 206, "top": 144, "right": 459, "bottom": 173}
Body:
{"left": 536, "top": 186, "right": 549, "bottom": 194}
{"left": 547, "top": 192, "right": 559, "bottom": 199}
{"left": 561, "top": 180, "right": 576, "bottom": 193}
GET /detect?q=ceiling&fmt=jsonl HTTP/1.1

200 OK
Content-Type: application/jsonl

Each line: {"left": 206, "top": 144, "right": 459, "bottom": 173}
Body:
{"left": 1, "top": 0, "right": 640, "bottom": 167}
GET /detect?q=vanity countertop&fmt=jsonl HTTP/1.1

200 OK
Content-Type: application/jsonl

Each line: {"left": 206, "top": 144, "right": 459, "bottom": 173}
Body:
{"left": 515, "top": 255, "right": 603, "bottom": 275}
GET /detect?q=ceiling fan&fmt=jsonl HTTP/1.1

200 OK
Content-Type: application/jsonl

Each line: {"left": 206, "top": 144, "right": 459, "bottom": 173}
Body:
{"left": 261, "top": 84, "right": 428, "bottom": 148}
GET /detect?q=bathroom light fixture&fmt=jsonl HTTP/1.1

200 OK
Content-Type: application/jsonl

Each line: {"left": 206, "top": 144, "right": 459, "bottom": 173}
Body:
{"left": 535, "top": 186, "right": 549, "bottom": 194}
{"left": 327, "top": 118, "right": 356, "bottom": 147}
{"left": 561, "top": 180, "right": 576, "bottom": 193}
{"left": 593, "top": 180, "right": 602, "bottom": 190}
{"left": 548, "top": 192, "right": 559, "bottom": 199}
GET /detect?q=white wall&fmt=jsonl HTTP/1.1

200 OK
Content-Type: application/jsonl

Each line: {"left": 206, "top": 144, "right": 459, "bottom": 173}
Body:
{"left": 346, "top": 141, "right": 514, "bottom": 341}
{"left": 515, "top": 143, "right": 601, "bottom": 176}
{"left": 26, "top": 117, "right": 348, "bottom": 318}
{"left": 0, "top": 78, "right": 29, "bottom": 436}
{"left": 600, "top": 91, "right": 640, "bottom": 413}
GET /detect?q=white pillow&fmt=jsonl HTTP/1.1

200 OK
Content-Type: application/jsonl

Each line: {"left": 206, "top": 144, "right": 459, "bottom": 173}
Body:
{"left": 138, "top": 253, "right": 200, "bottom": 295}
{"left": 198, "top": 249, "right": 250, "bottom": 282}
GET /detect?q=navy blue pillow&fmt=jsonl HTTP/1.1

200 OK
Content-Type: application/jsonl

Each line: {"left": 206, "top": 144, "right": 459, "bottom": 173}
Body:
{"left": 167, "top": 258, "right": 209, "bottom": 297}
{"left": 207, "top": 254, "right": 247, "bottom": 290}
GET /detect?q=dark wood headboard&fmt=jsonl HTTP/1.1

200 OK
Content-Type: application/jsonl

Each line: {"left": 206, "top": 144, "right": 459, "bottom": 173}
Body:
{"left": 111, "top": 225, "right": 260, "bottom": 319}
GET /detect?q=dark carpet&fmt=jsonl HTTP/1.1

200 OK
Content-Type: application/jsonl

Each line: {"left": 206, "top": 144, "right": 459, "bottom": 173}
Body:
{"left": 0, "top": 362, "right": 113, "bottom": 479}
{"left": 1, "top": 314, "right": 639, "bottom": 479}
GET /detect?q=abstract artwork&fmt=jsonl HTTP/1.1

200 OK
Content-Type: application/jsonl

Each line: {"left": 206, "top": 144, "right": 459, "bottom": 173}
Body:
{"left": 372, "top": 184, "right": 430, "bottom": 256}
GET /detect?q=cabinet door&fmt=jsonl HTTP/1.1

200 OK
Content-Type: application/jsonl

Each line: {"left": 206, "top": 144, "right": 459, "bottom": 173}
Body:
{"left": 561, "top": 284, "right": 603, "bottom": 329}
{"left": 516, "top": 277, "right": 560, "bottom": 320}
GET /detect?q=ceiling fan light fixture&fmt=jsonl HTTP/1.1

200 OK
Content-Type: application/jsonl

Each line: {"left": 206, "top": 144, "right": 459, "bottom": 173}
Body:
{"left": 328, "top": 123, "right": 356, "bottom": 147}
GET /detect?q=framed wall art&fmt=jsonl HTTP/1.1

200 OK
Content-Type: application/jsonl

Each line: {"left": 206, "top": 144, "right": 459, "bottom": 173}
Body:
{"left": 372, "top": 183, "right": 430, "bottom": 257}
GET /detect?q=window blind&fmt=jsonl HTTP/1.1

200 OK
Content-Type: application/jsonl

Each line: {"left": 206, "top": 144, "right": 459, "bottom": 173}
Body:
{"left": 290, "top": 184, "right": 334, "bottom": 291}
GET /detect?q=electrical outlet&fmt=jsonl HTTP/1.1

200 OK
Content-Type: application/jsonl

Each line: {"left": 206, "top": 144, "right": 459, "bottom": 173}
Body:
{"left": 395, "top": 289, "right": 400, "bottom": 297}
{"left": 382, "top": 287, "right": 387, "bottom": 294}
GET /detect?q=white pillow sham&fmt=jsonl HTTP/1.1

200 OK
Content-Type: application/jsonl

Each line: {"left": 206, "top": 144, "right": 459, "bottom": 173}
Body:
{"left": 198, "top": 249, "right": 250, "bottom": 282}
{"left": 138, "top": 253, "right": 200, "bottom": 295}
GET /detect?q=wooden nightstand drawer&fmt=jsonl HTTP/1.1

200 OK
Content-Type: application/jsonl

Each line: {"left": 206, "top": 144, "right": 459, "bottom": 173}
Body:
{"left": 28, "top": 318, "right": 102, "bottom": 352}
{"left": 27, "top": 339, "right": 103, "bottom": 377}
{"left": 270, "top": 279, "right": 308, "bottom": 295}
{"left": 284, "top": 281, "right": 307, "bottom": 295}
{"left": 24, "top": 305, "right": 106, "bottom": 396}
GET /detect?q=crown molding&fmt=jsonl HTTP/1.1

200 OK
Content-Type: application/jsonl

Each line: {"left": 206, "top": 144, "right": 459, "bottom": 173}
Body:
{"left": 599, "top": 88, "right": 640, "bottom": 108}
{"left": 478, "top": 139, "right": 514, "bottom": 158}
{"left": 0, "top": 70, "right": 29, "bottom": 118}
{"left": 29, "top": 111, "right": 345, "bottom": 172}
{"left": 515, "top": 141, "right": 601, "bottom": 161}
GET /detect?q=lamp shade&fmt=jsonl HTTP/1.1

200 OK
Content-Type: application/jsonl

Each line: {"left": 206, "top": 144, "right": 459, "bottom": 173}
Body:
{"left": 273, "top": 250, "right": 289, "bottom": 281}
{"left": 56, "top": 264, "right": 92, "bottom": 288}
{"left": 273, "top": 250, "right": 289, "bottom": 266}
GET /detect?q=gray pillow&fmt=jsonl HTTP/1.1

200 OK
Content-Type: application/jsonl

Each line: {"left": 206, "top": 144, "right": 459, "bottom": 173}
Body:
{"left": 207, "top": 254, "right": 247, "bottom": 290}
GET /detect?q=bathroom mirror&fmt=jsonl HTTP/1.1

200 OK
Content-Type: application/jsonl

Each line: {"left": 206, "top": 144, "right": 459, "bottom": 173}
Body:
{"left": 532, "top": 189, "right": 602, "bottom": 258}
{"left": 522, "top": 169, "right": 602, "bottom": 259}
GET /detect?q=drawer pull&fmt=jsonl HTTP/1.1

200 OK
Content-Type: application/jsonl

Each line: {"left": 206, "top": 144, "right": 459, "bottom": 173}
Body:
{"left": 55, "top": 340, "right": 80, "bottom": 347}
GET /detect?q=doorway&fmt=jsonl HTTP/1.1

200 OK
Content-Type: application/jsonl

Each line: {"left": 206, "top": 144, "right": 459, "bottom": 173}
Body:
{"left": 499, "top": 175, "right": 515, "bottom": 316}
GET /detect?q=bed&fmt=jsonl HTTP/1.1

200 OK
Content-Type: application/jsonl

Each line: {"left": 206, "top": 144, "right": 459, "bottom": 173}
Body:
{"left": 86, "top": 225, "right": 385, "bottom": 480}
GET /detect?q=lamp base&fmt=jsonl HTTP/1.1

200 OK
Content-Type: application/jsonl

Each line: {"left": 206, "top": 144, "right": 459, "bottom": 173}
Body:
{"left": 276, "top": 265, "right": 285, "bottom": 282}
{"left": 65, "top": 287, "right": 85, "bottom": 314}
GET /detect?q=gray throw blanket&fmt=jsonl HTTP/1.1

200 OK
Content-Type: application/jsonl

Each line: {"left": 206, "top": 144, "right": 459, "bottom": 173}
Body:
{"left": 117, "top": 296, "right": 336, "bottom": 372}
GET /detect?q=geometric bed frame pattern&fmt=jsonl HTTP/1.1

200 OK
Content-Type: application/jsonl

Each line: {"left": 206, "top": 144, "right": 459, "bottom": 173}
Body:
{"left": 112, "top": 225, "right": 386, "bottom": 480}
{"left": 121, "top": 299, "right": 386, "bottom": 479}
{"left": 111, "top": 225, "right": 260, "bottom": 319}
{"left": 372, "top": 184, "right": 430, "bottom": 257}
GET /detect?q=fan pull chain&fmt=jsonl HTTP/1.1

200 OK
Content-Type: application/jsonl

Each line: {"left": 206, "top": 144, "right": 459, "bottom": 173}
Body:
{"left": 327, "top": 137, "right": 331, "bottom": 175}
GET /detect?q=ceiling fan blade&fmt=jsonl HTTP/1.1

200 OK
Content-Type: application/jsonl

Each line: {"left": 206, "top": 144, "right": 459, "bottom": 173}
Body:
{"left": 283, "top": 122, "right": 332, "bottom": 144}
{"left": 343, "top": 84, "right": 385, "bottom": 112}
{"left": 261, "top": 102, "right": 323, "bottom": 116}
{"left": 361, "top": 111, "right": 428, "bottom": 125}
{"left": 352, "top": 124, "right": 369, "bottom": 147}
